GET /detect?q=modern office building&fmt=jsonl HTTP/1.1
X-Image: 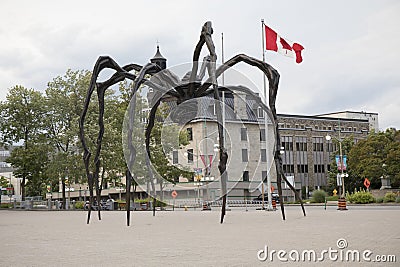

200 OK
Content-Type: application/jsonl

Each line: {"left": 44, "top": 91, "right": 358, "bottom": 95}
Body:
{"left": 166, "top": 96, "right": 371, "bottom": 202}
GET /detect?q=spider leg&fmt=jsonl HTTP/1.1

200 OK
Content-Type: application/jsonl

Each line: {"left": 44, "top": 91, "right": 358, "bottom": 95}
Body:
{"left": 195, "top": 22, "right": 229, "bottom": 223}
{"left": 212, "top": 89, "right": 228, "bottom": 224}
{"left": 125, "top": 63, "right": 163, "bottom": 225}
{"left": 144, "top": 98, "right": 162, "bottom": 217}
{"left": 79, "top": 56, "right": 146, "bottom": 224}
{"left": 196, "top": 54, "right": 305, "bottom": 219}
{"left": 188, "top": 21, "right": 217, "bottom": 97}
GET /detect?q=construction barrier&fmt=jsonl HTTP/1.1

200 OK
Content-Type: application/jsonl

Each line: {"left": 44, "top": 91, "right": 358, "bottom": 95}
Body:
{"left": 272, "top": 199, "right": 277, "bottom": 210}
{"left": 337, "top": 198, "right": 347, "bottom": 211}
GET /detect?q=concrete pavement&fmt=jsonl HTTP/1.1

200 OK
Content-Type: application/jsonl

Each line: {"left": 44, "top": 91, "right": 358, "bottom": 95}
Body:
{"left": 0, "top": 206, "right": 399, "bottom": 266}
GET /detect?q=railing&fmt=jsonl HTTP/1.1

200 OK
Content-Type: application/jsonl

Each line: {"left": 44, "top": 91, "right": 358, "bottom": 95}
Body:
{"left": 172, "top": 199, "right": 272, "bottom": 208}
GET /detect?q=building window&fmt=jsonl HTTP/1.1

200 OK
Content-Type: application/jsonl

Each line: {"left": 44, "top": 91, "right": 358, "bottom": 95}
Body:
{"left": 240, "top": 128, "right": 247, "bottom": 141}
{"left": 187, "top": 149, "right": 194, "bottom": 163}
{"left": 262, "top": 171, "right": 268, "bottom": 182}
{"left": 260, "top": 149, "right": 267, "bottom": 162}
{"left": 295, "top": 136, "right": 307, "bottom": 151}
{"left": 242, "top": 149, "right": 248, "bottom": 162}
{"left": 297, "top": 164, "right": 308, "bottom": 173}
{"left": 312, "top": 137, "right": 324, "bottom": 151}
{"left": 257, "top": 107, "right": 264, "bottom": 118}
{"left": 187, "top": 128, "right": 193, "bottom": 141}
{"left": 172, "top": 151, "right": 178, "bottom": 164}
{"left": 141, "top": 110, "right": 148, "bottom": 124}
{"left": 0, "top": 151, "right": 10, "bottom": 157}
{"left": 281, "top": 136, "right": 293, "bottom": 151}
{"left": 282, "top": 164, "right": 294, "bottom": 174}
{"left": 314, "top": 164, "right": 325, "bottom": 173}
{"left": 260, "top": 129, "right": 266, "bottom": 141}
{"left": 243, "top": 171, "right": 249, "bottom": 182}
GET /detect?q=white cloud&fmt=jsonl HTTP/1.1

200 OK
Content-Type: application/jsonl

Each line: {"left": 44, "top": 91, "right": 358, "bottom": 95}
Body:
{"left": 0, "top": 0, "right": 399, "bottom": 130}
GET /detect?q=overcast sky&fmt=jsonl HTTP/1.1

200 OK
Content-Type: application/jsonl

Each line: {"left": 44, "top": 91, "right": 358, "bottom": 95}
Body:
{"left": 1, "top": 0, "right": 399, "bottom": 130}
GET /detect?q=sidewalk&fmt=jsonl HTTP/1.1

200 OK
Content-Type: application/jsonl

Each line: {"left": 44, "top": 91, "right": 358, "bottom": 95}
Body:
{"left": 1, "top": 206, "right": 399, "bottom": 266}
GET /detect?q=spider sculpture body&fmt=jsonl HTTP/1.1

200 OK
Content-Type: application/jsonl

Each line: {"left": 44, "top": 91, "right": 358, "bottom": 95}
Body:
{"left": 79, "top": 21, "right": 306, "bottom": 226}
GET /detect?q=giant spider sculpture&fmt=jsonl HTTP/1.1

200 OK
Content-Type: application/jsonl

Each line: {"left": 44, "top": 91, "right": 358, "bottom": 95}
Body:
{"left": 79, "top": 21, "right": 306, "bottom": 225}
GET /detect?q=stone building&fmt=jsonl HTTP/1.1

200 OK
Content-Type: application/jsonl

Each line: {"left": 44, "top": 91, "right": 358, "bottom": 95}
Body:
{"left": 144, "top": 46, "right": 373, "bottom": 202}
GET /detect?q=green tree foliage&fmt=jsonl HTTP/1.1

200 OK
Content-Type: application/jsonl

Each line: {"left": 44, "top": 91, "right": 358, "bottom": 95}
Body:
{"left": 0, "top": 86, "right": 47, "bottom": 199}
{"left": 0, "top": 176, "right": 10, "bottom": 188}
{"left": 149, "top": 103, "right": 192, "bottom": 184}
{"left": 348, "top": 128, "right": 400, "bottom": 189}
{"left": 45, "top": 69, "right": 92, "bottom": 206}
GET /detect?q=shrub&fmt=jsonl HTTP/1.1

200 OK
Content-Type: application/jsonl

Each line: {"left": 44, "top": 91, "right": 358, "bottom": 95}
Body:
{"left": 383, "top": 192, "right": 396, "bottom": 203}
{"left": 311, "top": 190, "right": 327, "bottom": 203}
{"left": 325, "top": 195, "right": 339, "bottom": 201}
{"left": 74, "top": 201, "right": 85, "bottom": 209}
{"left": 376, "top": 197, "right": 384, "bottom": 203}
{"left": 0, "top": 203, "right": 13, "bottom": 208}
{"left": 346, "top": 189, "right": 375, "bottom": 204}
{"left": 134, "top": 198, "right": 166, "bottom": 207}
{"left": 396, "top": 197, "right": 400, "bottom": 203}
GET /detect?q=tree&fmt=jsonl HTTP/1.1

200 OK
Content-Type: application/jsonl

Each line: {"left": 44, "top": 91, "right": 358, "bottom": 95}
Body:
{"left": 0, "top": 176, "right": 10, "bottom": 188}
{"left": 349, "top": 128, "right": 400, "bottom": 189}
{"left": 44, "top": 69, "right": 94, "bottom": 207}
{"left": 0, "top": 86, "right": 46, "bottom": 200}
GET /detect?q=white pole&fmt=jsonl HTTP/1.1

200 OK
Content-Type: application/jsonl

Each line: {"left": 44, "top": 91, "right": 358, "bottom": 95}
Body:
{"left": 262, "top": 19, "right": 273, "bottom": 211}
{"left": 221, "top": 32, "right": 228, "bottom": 209}
{"left": 221, "top": 32, "right": 226, "bottom": 139}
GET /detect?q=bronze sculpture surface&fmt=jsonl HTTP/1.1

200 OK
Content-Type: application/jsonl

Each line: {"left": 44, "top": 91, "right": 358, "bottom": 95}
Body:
{"left": 79, "top": 21, "right": 306, "bottom": 225}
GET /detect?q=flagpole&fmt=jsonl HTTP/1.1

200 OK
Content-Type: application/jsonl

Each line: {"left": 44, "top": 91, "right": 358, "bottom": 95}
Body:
{"left": 261, "top": 19, "right": 273, "bottom": 211}
{"left": 221, "top": 32, "right": 226, "bottom": 139}
{"left": 261, "top": 19, "right": 267, "bottom": 97}
{"left": 221, "top": 32, "right": 229, "bottom": 210}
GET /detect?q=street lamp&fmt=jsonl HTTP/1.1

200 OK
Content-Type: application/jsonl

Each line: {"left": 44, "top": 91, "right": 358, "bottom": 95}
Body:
{"left": 325, "top": 134, "right": 347, "bottom": 198}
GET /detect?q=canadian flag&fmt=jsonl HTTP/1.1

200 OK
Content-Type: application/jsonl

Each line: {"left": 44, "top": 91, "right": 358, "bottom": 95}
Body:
{"left": 265, "top": 25, "right": 304, "bottom": 64}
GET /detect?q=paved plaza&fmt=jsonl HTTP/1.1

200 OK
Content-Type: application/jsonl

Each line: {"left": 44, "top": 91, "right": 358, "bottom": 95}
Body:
{"left": 1, "top": 205, "right": 399, "bottom": 266}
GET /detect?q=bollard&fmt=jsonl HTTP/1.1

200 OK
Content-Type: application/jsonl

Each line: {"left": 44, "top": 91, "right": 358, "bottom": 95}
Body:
{"left": 272, "top": 199, "right": 277, "bottom": 210}
{"left": 337, "top": 198, "right": 347, "bottom": 211}
{"left": 184, "top": 206, "right": 188, "bottom": 211}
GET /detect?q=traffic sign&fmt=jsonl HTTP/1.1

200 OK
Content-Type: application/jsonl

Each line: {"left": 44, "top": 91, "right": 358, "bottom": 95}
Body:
{"left": 171, "top": 190, "right": 178, "bottom": 198}
{"left": 364, "top": 178, "right": 371, "bottom": 189}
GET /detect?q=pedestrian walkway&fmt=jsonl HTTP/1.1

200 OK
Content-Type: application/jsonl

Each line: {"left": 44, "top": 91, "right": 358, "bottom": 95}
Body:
{"left": 0, "top": 206, "right": 398, "bottom": 266}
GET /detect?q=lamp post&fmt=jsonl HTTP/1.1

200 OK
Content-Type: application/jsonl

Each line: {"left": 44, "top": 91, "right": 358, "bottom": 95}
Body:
{"left": 326, "top": 127, "right": 348, "bottom": 210}
{"left": 194, "top": 178, "right": 203, "bottom": 207}
{"left": 66, "top": 176, "right": 70, "bottom": 210}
